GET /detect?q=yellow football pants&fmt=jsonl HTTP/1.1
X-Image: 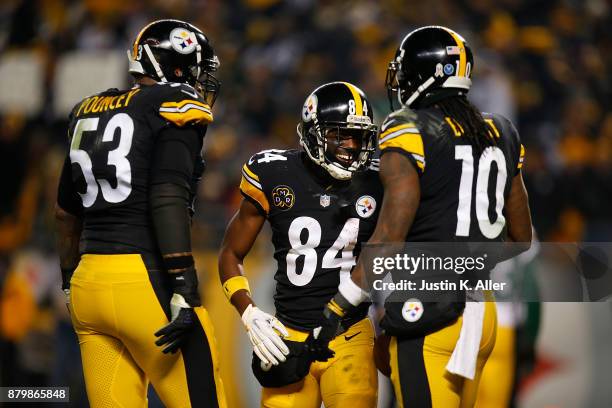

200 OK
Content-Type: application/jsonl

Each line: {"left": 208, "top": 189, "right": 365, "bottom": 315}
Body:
{"left": 261, "top": 318, "right": 378, "bottom": 408}
{"left": 69, "top": 254, "right": 226, "bottom": 408}
{"left": 474, "top": 325, "right": 515, "bottom": 408}
{"left": 389, "top": 300, "right": 497, "bottom": 408}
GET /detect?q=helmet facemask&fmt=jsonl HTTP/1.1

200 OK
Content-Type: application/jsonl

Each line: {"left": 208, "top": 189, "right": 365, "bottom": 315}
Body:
{"left": 190, "top": 55, "right": 220, "bottom": 106}
{"left": 385, "top": 50, "right": 424, "bottom": 110}
{"left": 385, "top": 59, "right": 401, "bottom": 111}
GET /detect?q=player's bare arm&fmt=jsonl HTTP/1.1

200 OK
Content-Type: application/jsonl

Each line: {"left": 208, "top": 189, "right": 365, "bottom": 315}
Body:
{"left": 505, "top": 173, "right": 532, "bottom": 244}
{"left": 54, "top": 204, "right": 82, "bottom": 294}
{"left": 218, "top": 198, "right": 265, "bottom": 315}
{"left": 218, "top": 198, "right": 290, "bottom": 366}
{"left": 350, "top": 150, "right": 421, "bottom": 288}
{"left": 307, "top": 151, "right": 420, "bottom": 361}
{"left": 55, "top": 154, "right": 85, "bottom": 295}
{"left": 54, "top": 204, "right": 82, "bottom": 272}
{"left": 497, "top": 172, "right": 533, "bottom": 261}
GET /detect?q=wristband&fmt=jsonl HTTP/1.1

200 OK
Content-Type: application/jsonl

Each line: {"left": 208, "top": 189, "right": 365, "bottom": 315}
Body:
{"left": 326, "top": 298, "right": 347, "bottom": 318}
{"left": 170, "top": 266, "right": 201, "bottom": 307}
{"left": 338, "top": 277, "right": 369, "bottom": 306}
{"left": 223, "top": 276, "right": 251, "bottom": 301}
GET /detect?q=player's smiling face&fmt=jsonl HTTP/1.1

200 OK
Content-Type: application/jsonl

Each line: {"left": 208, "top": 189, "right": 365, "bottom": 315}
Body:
{"left": 324, "top": 128, "right": 363, "bottom": 168}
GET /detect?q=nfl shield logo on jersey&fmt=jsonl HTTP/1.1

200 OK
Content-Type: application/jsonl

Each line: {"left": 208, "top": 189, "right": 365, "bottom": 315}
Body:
{"left": 402, "top": 299, "right": 424, "bottom": 322}
{"left": 355, "top": 195, "right": 376, "bottom": 218}
{"left": 320, "top": 194, "right": 331, "bottom": 208}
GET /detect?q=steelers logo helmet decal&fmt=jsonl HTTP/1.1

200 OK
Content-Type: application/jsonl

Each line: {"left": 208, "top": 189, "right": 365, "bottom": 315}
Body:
{"left": 402, "top": 299, "right": 424, "bottom": 322}
{"left": 302, "top": 94, "right": 318, "bottom": 122}
{"left": 272, "top": 185, "right": 295, "bottom": 210}
{"left": 170, "top": 28, "right": 197, "bottom": 54}
{"left": 355, "top": 195, "right": 376, "bottom": 218}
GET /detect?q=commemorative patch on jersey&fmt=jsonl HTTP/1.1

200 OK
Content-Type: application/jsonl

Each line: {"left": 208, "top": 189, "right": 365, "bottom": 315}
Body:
{"left": 170, "top": 28, "right": 197, "bottom": 54}
{"left": 402, "top": 299, "right": 424, "bottom": 322}
{"left": 302, "top": 94, "right": 317, "bottom": 122}
{"left": 272, "top": 185, "right": 295, "bottom": 210}
{"left": 355, "top": 195, "right": 376, "bottom": 218}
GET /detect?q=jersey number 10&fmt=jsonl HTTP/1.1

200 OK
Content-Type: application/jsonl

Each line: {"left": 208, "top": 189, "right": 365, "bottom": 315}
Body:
{"left": 455, "top": 145, "right": 507, "bottom": 239}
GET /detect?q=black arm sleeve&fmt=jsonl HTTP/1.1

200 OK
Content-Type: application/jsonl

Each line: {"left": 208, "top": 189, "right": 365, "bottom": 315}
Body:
{"left": 57, "top": 155, "right": 82, "bottom": 216}
{"left": 150, "top": 126, "right": 203, "bottom": 266}
{"left": 150, "top": 183, "right": 192, "bottom": 258}
{"left": 150, "top": 125, "right": 203, "bottom": 189}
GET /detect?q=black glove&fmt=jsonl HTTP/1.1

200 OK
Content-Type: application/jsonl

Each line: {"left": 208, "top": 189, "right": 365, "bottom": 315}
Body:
{"left": 303, "top": 300, "right": 345, "bottom": 362}
{"left": 154, "top": 266, "right": 201, "bottom": 354}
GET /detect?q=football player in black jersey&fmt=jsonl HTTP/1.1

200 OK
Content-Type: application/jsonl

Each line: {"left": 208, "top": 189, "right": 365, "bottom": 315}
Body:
{"left": 54, "top": 20, "right": 226, "bottom": 407}
{"left": 218, "top": 82, "right": 382, "bottom": 407}
{"left": 314, "top": 27, "right": 533, "bottom": 407}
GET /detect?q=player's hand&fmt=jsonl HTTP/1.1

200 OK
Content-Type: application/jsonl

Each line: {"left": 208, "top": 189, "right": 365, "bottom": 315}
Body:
{"left": 154, "top": 267, "right": 201, "bottom": 354}
{"left": 61, "top": 267, "right": 74, "bottom": 313}
{"left": 63, "top": 288, "right": 71, "bottom": 312}
{"left": 242, "top": 304, "right": 290, "bottom": 366}
{"left": 304, "top": 303, "right": 343, "bottom": 362}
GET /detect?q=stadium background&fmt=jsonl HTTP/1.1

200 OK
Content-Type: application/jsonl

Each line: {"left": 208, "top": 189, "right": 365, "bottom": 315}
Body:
{"left": 0, "top": 0, "right": 610, "bottom": 406}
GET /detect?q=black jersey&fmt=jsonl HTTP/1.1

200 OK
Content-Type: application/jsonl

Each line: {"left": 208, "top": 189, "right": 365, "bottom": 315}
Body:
{"left": 378, "top": 107, "right": 524, "bottom": 243}
{"left": 58, "top": 82, "right": 211, "bottom": 257}
{"left": 240, "top": 149, "right": 384, "bottom": 330}
{"left": 378, "top": 106, "right": 525, "bottom": 335}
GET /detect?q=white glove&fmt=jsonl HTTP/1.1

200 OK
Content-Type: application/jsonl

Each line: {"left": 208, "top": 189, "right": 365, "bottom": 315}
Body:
{"left": 63, "top": 288, "right": 71, "bottom": 312}
{"left": 241, "top": 304, "right": 290, "bottom": 366}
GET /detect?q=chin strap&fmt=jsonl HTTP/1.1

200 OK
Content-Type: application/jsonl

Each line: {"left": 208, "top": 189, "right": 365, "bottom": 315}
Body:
{"left": 321, "top": 161, "right": 352, "bottom": 180}
{"left": 143, "top": 44, "right": 167, "bottom": 82}
{"left": 403, "top": 76, "right": 472, "bottom": 108}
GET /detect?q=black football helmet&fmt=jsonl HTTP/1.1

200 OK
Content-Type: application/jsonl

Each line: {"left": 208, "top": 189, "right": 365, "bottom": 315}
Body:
{"left": 128, "top": 19, "right": 220, "bottom": 106}
{"left": 386, "top": 26, "right": 473, "bottom": 109}
{"left": 297, "top": 82, "right": 377, "bottom": 180}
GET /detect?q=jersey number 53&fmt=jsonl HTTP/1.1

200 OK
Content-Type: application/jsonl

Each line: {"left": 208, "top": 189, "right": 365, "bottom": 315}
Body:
{"left": 69, "top": 113, "right": 134, "bottom": 207}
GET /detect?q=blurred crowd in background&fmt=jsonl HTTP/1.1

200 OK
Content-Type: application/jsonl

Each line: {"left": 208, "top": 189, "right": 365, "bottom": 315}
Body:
{"left": 0, "top": 0, "right": 610, "bottom": 405}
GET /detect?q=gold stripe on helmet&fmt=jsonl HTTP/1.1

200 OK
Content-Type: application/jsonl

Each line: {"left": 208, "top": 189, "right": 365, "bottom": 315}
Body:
{"left": 132, "top": 20, "right": 158, "bottom": 59}
{"left": 444, "top": 28, "right": 467, "bottom": 77}
{"left": 341, "top": 82, "right": 363, "bottom": 116}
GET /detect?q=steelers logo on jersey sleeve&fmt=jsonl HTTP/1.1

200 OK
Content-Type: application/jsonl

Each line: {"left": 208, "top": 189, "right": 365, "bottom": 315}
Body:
{"left": 272, "top": 185, "right": 295, "bottom": 210}
{"left": 402, "top": 299, "right": 424, "bottom": 322}
{"left": 355, "top": 195, "right": 376, "bottom": 218}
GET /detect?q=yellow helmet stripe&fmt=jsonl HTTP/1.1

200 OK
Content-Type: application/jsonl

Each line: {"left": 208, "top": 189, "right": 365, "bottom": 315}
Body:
{"left": 444, "top": 28, "right": 467, "bottom": 77}
{"left": 341, "top": 82, "right": 363, "bottom": 116}
{"left": 132, "top": 21, "right": 158, "bottom": 58}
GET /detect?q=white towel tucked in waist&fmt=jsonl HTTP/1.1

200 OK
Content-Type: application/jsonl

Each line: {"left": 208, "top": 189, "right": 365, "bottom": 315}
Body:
{"left": 445, "top": 290, "right": 485, "bottom": 380}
